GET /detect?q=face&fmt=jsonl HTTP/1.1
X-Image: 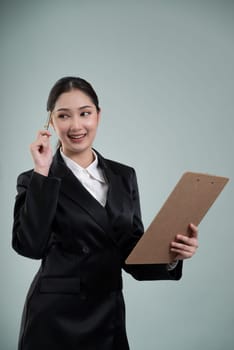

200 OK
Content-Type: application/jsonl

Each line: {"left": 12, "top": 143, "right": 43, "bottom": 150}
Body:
{"left": 51, "top": 89, "right": 100, "bottom": 161}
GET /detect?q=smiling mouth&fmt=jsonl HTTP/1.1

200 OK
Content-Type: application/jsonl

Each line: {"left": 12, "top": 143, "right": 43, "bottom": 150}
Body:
{"left": 68, "top": 133, "right": 86, "bottom": 140}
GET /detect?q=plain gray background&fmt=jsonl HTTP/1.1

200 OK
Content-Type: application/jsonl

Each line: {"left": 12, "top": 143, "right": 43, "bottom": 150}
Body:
{"left": 1, "top": 0, "right": 234, "bottom": 349}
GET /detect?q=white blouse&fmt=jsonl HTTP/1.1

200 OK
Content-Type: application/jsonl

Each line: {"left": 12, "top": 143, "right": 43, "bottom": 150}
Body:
{"left": 60, "top": 149, "right": 108, "bottom": 207}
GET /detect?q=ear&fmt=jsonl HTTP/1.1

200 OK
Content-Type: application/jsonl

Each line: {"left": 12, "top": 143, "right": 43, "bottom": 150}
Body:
{"left": 49, "top": 112, "right": 55, "bottom": 129}
{"left": 97, "top": 108, "right": 102, "bottom": 124}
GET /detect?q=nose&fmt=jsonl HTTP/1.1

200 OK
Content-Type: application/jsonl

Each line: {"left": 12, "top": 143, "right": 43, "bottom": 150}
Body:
{"left": 70, "top": 115, "right": 82, "bottom": 130}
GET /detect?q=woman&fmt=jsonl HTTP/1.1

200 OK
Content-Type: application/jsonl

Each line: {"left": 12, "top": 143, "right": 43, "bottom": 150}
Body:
{"left": 12, "top": 76, "right": 198, "bottom": 350}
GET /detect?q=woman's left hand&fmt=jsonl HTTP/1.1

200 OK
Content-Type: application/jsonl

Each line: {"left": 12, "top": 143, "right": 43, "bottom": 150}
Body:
{"left": 170, "top": 223, "right": 199, "bottom": 260}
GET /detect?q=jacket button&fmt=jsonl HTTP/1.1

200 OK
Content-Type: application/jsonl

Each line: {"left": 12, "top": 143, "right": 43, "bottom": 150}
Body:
{"left": 82, "top": 246, "right": 90, "bottom": 254}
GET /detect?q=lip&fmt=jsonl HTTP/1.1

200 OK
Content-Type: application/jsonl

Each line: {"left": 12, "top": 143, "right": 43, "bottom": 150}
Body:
{"left": 68, "top": 133, "right": 86, "bottom": 142}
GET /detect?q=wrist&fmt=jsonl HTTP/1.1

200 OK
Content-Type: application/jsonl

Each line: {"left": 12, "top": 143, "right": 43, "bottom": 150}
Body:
{"left": 34, "top": 167, "right": 50, "bottom": 177}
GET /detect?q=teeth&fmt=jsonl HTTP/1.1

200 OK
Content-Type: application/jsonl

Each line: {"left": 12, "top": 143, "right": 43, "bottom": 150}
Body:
{"left": 70, "top": 134, "right": 85, "bottom": 139}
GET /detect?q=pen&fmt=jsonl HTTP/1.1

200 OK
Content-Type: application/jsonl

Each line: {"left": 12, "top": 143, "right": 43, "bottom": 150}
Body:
{"left": 44, "top": 111, "right": 51, "bottom": 130}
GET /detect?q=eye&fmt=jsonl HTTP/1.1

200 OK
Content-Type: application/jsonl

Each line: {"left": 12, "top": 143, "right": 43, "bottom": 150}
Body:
{"left": 80, "top": 111, "right": 91, "bottom": 117}
{"left": 57, "top": 114, "right": 70, "bottom": 119}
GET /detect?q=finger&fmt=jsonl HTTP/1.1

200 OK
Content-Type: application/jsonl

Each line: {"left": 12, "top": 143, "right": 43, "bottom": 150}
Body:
{"left": 171, "top": 241, "right": 195, "bottom": 253}
{"left": 173, "top": 251, "right": 194, "bottom": 260}
{"left": 31, "top": 137, "right": 50, "bottom": 149}
{"left": 36, "top": 130, "right": 52, "bottom": 140}
{"left": 171, "top": 245, "right": 197, "bottom": 259}
{"left": 30, "top": 137, "right": 51, "bottom": 155}
{"left": 175, "top": 234, "right": 199, "bottom": 248}
{"left": 188, "top": 223, "right": 198, "bottom": 238}
{"left": 40, "top": 136, "right": 51, "bottom": 146}
{"left": 35, "top": 130, "right": 52, "bottom": 147}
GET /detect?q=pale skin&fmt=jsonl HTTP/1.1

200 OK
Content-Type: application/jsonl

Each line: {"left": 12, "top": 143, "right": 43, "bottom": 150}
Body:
{"left": 30, "top": 89, "right": 198, "bottom": 261}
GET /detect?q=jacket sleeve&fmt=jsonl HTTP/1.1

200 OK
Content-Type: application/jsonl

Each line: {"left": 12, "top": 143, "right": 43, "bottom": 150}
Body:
{"left": 12, "top": 171, "right": 61, "bottom": 259}
{"left": 122, "top": 169, "right": 183, "bottom": 281}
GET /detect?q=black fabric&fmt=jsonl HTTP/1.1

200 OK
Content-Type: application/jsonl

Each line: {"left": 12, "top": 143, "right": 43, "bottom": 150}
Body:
{"left": 12, "top": 149, "right": 182, "bottom": 350}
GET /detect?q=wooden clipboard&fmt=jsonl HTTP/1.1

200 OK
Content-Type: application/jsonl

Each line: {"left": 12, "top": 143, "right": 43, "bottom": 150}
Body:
{"left": 125, "top": 172, "right": 229, "bottom": 264}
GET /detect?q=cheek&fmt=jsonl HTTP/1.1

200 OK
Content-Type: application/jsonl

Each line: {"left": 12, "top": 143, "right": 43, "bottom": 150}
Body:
{"left": 86, "top": 118, "right": 99, "bottom": 131}
{"left": 53, "top": 123, "right": 67, "bottom": 136}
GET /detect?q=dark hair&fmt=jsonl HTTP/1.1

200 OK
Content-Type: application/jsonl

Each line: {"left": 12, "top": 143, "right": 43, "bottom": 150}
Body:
{"left": 47, "top": 76, "right": 100, "bottom": 112}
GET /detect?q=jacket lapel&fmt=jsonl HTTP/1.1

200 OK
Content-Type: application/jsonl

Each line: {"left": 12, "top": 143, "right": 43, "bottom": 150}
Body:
{"left": 96, "top": 152, "right": 128, "bottom": 236}
{"left": 94, "top": 151, "right": 125, "bottom": 215}
{"left": 49, "top": 150, "right": 110, "bottom": 233}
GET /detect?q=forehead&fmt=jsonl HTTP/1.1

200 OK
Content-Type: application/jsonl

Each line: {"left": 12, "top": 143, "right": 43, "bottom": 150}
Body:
{"left": 54, "top": 89, "right": 94, "bottom": 109}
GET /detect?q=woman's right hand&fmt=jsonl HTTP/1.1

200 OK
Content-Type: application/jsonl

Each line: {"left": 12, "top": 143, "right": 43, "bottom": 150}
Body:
{"left": 30, "top": 130, "right": 53, "bottom": 176}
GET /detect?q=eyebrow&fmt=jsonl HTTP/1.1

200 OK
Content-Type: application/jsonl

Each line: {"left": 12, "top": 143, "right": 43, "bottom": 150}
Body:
{"left": 55, "top": 105, "right": 93, "bottom": 112}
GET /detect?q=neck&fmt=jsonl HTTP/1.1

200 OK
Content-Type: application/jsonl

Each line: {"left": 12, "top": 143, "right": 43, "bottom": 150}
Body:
{"left": 62, "top": 148, "right": 95, "bottom": 168}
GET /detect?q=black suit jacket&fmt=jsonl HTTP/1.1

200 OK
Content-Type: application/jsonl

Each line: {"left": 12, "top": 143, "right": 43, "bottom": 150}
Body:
{"left": 12, "top": 149, "right": 182, "bottom": 350}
